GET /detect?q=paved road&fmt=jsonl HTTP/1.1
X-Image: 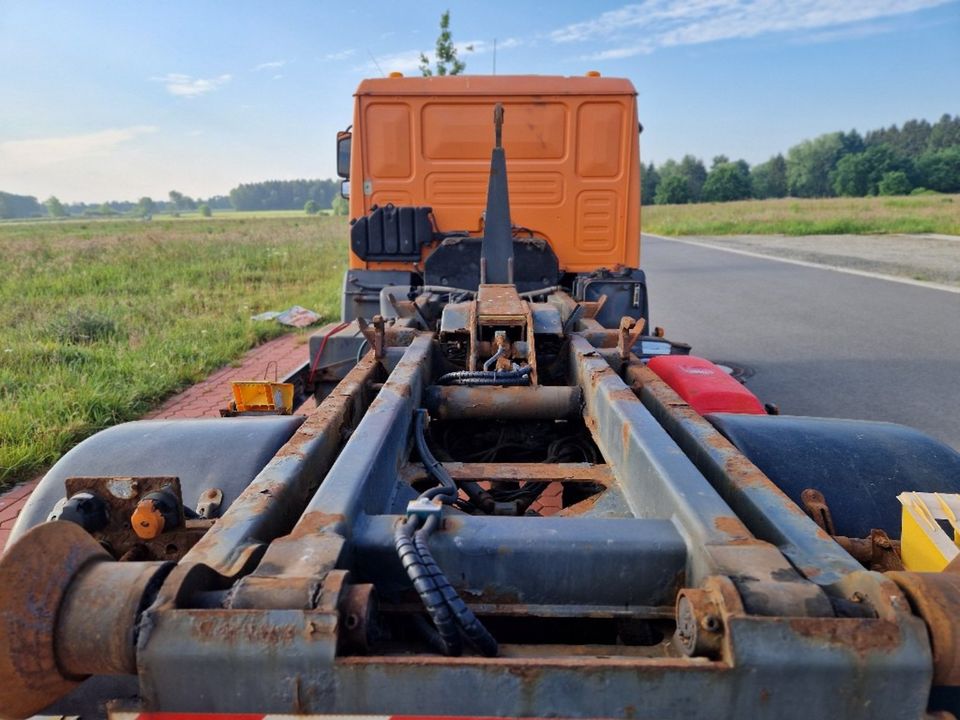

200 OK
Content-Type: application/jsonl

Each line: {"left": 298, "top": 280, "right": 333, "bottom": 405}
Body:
{"left": 641, "top": 234, "right": 960, "bottom": 451}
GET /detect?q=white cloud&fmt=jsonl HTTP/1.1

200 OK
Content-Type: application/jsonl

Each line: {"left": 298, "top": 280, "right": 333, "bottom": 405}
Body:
{"left": 793, "top": 21, "right": 895, "bottom": 44}
{"left": 582, "top": 44, "right": 654, "bottom": 60}
{"left": 0, "top": 126, "right": 158, "bottom": 169}
{"left": 323, "top": 49, "right": 357, "bottom": 61}
{"left": 253, "top": 60, "right": 286, "bottom": 71}
{"left": 151, "top": 73, "right": 231, "bottom": 97}
{"left": 273, "top": 74, "right": 284, "bottom": 80}
{"left": 551, "top": 0, "right": 953, "bottom": 57}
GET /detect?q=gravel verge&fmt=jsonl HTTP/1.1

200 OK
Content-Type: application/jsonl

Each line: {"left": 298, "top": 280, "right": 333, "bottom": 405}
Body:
{"left": 663, "top": 233, "right": 960, "bottom": 288}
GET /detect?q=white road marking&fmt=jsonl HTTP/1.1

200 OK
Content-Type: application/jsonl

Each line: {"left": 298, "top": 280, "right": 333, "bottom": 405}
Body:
{"left": 644, "top": 233, "right": 960, "bottom": 295}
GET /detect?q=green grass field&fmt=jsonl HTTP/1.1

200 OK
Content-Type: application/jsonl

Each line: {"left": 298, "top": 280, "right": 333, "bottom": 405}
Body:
{"left": 642, "top": 194, "right": 960, "bottom": 236}
{"left": 2, "top": 194, "right": 956, "bottom": 488}
{"left": 0, "top": 215, "right": 346, "bottom": 488}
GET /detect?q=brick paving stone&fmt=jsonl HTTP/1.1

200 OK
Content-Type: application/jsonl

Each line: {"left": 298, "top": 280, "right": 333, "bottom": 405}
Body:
{"left": 1, "top": 332, "right": 312, "bottom": 552}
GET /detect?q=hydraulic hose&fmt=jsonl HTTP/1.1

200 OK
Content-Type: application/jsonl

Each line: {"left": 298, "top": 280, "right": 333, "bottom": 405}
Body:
{"left": 415, "top": 408, "right": 495, "bottom": 511}
{"left": 437, "top": 366, "right": 532, "bottom": 387}
{"left": 394, "top": 409, "right": 499, "bottom": 656}
{"left": 413, "top": 410, "right": 457, "bottom": 502}
{"left": 393, "top": 517, "right": 462, "bottom": 656}
{"left": 415, "top": 515, "right": 498, "bottom": 656}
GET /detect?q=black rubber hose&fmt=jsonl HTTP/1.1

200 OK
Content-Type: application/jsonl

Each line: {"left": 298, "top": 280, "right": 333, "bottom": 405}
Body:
{"left": 415, "top": 408, "right": 496, "bottom": 511}
{"left": 415, "top": 515, "right": 499, "bottom": 657}
{"left": 394, "top": 516, "right": 462, "bottom": 656}
{"left": 446, "top": 376, "right": 531, "bottom": 387}
{"left": 410, "top": 612, "right": 449, "bottom": 655}
{"left": 436, "top": 366, "right": 532, "bottom": 386}
{"left": 413, "top": 409, "right": 457, "bottom": 503}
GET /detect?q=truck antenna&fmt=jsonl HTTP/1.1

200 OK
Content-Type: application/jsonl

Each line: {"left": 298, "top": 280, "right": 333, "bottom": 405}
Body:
{"left": 367, "top": 49, "right": 385, "bottom": 77}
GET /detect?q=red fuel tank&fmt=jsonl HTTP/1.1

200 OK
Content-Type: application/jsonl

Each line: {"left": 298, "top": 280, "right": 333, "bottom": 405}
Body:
{"left": 647, "top": 355, "right": 765, "bottom": 415}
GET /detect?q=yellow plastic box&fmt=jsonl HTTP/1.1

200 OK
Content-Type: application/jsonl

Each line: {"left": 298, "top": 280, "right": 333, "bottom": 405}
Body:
{"left": 231, "top": 381, "right": 294, "bottom": 414}
{"left": 898, "top": 491, "right": 960, "bottom": 571}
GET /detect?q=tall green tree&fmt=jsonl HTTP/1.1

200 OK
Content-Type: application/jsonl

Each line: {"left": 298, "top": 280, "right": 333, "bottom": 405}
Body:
{"left": 831, "top": 153, "right": 871, "bottom": 197}
{"left": 750, "top": 155, "right": 788, "bottom": 199}
{"left": 877, "top": 171, "right": 911, "bottom": 196}
{"left": 926, "top": 114, "right": 960, "bottom": 151}
{"left": 786, "top": 132, "right": 849, "bottom": 197}
{"left": 917, "top": 146, "right": 960, "bottom": 193}
{"left": 832, "top": 144, "right": 913, "bottom": 197}
{"left": 136, "top": 196, "right": 155, "bottom": 217}
{"left": 702, "top": 161, "right": 752, "bottom": 202}
{"left": 654, "top": 175, "right": 691, "bottom": 205}
{"left": 641, "top": 162, "right": 660, "bottom": 206}
{"left": 419, "top": 10, "right": 469, "bottom": 77}
{"left": 678, "top": 155, "right": 707, "bottom": 202}
{"left": 44, "top": 196, "right": 67, "bottom": 217}
{"left": 331, "top": 194, "right": 349, "bottom": 216}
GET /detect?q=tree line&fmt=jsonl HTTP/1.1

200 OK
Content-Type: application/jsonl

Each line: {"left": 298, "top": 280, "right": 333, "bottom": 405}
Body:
{"left": 0, "top": 179, "right": 343, "bottom": 219}
{"left": 228, "top": 179, "right": 340, "bottom": 212}
{"left": 642, "top": 113, "right": 960, "bottom": 205}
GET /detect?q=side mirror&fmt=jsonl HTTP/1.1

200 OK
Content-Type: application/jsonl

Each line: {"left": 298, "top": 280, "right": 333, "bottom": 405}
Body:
{"left": 337, "top": 131, "right": 351, "bottom": 179}
{"left": 340, "top": 180, "right": 350, "bottom": 199}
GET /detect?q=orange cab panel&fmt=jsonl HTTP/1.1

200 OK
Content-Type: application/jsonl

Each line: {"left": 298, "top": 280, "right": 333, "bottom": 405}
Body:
{"left": 348, "top": 75, "right": 641, "bottom": 274}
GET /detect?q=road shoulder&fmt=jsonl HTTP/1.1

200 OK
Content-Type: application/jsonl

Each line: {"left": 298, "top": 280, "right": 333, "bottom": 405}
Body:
{"left": 645, "top": 232, "right": 960, "bottom": 294}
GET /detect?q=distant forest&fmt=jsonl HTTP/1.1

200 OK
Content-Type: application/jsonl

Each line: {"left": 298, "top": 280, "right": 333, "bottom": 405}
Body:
{"left": 2, "top": 114, "right": 959, "bottom": 219}
{"left": 0, "top": 179, "right": 342, "bottom": 220}
{"left": 642, "top": 113, "right": 960, "bottom": 205}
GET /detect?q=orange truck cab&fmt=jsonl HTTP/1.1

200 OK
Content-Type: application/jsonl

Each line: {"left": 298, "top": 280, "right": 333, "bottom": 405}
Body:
{"left": 336, "top": 74, "right": 647, "bottom": 330}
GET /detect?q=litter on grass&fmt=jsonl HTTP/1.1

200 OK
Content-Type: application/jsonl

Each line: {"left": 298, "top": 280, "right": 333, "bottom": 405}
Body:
{"left": 252, "top": 305, "right": 321, "bottom": 328}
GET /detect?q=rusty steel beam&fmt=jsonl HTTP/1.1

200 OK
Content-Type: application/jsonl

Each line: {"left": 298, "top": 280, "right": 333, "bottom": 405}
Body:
{"left": 568, "top": 335, "right": 833, "bottom": 618}
{"left": 400, "top": 461, "right": 612, "bottom": 485}
{"left": 178, "top": 351, "right": 382, "bottom": 577}
{"left": 220, "top": 334, "right": 435, "bottom": 610}
{"left": 623, "top": 360, "right": 867, "bottom": 590}
{"left": 424, "top": 385, "right": 582, "bottom": 420}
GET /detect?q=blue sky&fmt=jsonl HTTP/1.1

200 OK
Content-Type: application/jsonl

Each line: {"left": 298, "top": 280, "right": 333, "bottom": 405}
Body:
{"left": 0, "top": 0, "right": 957, "bottom": 202}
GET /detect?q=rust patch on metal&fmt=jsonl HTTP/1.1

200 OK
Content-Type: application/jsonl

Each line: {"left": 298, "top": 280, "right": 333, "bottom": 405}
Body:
{"left": 419, "top": 462, "right": 611, "bottom": 485}
{"left": 289, "top": 511, "right": 347, "bottom": 537}
{"left": 713, "top": 515, "right": 753, "bottom": 541}
{"left": 788, "top": 617, "right": 901, "bottom": 657}
{"left": 557, "top": 489, "right": 604, "bottom": 516}
{"left": 608, "top": 386, "right": 641, "bottom": 403}
{"left": 0, "top": 522, "right": 110, "bottom": 717}
{"left": 888, "top": 571, "right": 960, "bottom": 685}
{"left": 193, "top": 611, "right": 299, "bottom": 646}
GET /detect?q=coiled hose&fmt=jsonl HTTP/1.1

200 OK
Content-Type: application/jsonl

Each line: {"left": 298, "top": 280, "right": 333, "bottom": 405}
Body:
{"left": 393, "top": 410, "right": 499, "bottom": 657}
{"left": 437, "top": 366, "right": 532, "bottom": 387}
{"left": 415, "top": 515, "right": 498, "bottom": 656}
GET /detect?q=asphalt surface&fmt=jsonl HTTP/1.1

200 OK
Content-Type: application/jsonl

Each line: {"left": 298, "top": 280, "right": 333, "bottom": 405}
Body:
{"left": 641, "top": 234, "right": 960, "bottom": 451}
